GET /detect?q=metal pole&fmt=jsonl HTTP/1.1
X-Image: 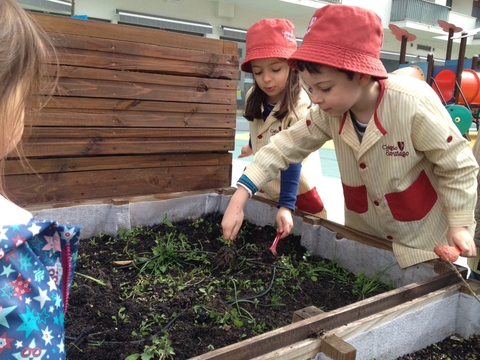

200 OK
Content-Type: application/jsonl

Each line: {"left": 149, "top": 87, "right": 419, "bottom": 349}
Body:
{"left": 426, "top": 54, "right": 434, "bottom": 85}
{"left": 399, "top": 35, "right": 407, "bottom": 64}
{"left": 446, "top": 28, "right": 454, "bottom": 61}
{"left": 453, "top": 34, "right": 467, "bottom": 104}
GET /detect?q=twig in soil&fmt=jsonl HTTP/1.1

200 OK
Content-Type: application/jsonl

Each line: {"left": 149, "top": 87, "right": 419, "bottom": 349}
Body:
{"left": 75, "top": 272, "right": 107, "bottom": 286}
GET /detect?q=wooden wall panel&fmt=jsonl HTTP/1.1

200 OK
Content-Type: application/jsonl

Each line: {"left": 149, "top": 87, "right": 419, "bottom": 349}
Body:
{"left": 5, "top": 13, "right": 238, "bottom": 206}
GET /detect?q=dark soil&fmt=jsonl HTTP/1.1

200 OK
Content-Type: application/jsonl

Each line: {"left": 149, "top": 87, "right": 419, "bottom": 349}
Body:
{"left": 64, "top": 214, "right": 479, "bottom": 360}
{"left": 397, "top": 333, "right": 480, "bottom": 359}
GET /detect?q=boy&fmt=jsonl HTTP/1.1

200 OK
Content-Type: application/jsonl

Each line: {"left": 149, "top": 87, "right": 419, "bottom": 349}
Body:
{"left": 222, "top": 4, "right": 478, "bottom": 268}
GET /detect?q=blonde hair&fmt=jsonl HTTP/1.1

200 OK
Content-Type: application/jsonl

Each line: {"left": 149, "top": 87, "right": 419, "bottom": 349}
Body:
{"left": 0, "top": 0, "right": 55, "bottom": 196}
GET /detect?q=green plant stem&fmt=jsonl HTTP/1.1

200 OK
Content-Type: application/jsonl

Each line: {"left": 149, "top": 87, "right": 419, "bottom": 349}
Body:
{"left": 76, "top": 272, "right": 107, "bottom": 286}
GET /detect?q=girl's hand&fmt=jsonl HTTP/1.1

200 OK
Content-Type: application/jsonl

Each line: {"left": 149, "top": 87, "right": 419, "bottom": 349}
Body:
{"left": 222, "top": 187, "right": 250, "bottom": 240}
{"left": 238, "top": 144, "right": 253, "bottom": 159}
{"left": 276, "top": 207, "right": 294, "bottom": 239}
{"left": 447, "top": 227, "right": 477, "bottom": 257}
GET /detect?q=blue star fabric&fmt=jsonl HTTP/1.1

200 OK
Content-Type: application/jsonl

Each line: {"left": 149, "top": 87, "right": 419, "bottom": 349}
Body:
{"left": 0, "top": 219, "right": 81, "bottom": 358}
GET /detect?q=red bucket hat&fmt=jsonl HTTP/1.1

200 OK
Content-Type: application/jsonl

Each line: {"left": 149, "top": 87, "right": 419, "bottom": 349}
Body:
{"left": 241, "top": 18, "right": 298, "bottom": 73}
{"left": 288, "top": 5, "right": 388, "bottom": 79}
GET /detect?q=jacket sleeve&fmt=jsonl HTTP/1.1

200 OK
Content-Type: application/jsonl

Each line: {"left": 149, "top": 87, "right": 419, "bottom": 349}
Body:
{"left": 243, "top": 105, "right": 332, "bottom": 191}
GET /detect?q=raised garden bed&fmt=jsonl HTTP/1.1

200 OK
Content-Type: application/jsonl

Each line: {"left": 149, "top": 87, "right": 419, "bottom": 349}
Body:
{"left": 64, "top": 214, "right": 394, "bottom": 359}
{"left": 29, "top": 190, "right": 468, "bottom": 359}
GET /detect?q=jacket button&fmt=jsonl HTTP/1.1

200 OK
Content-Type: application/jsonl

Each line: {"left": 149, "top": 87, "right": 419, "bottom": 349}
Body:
{"left": 258, "top": 135, "right": 263, "bottom": 139}
{"left": 374, "top": 200, "right": 379, "bottom": 206}
{"left": 446, "top": 135, "right": 453, "bottom": 143}
{"left": 386, "top": 235, "right": 393, "bottom": 240}
{"left": 359, "top": 163, "right": 366, "bottom": 169}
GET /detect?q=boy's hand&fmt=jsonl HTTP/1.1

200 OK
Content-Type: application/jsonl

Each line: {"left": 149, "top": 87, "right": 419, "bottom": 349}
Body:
{"left": 238, "top": 144, "right": 253, "bottom": 159}
{"left": 276, "top": 207, "right": 294, "bottom": 239}
{"left": 222, "top": 187, "right": 250, "bottom": 240}
{"left": 447, "top": 227, "right": 477, "bottom": 257}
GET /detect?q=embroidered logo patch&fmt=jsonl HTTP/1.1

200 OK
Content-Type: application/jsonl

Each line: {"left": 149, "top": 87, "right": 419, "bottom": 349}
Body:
{"left": 282, "top": 29, "right": 297, "bottom": 44}
{"left": 306, "top": 17, "right": 317, "bottom": 33}
{"left": 382, "top": 143, "right": 409, "bottom": 158}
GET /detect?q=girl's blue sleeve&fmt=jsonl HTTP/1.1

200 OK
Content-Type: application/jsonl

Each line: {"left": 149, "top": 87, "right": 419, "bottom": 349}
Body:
{"left": 278, "top": 163, "right": 301, "bottom": 211}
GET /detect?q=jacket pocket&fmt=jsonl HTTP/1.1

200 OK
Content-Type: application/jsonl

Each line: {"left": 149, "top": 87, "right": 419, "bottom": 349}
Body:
{"left": 296, "top": 187, "right": 324, "bottom": 214}
{"left": 343, "top": 183, "right": 368, "bottom": 214}
{"left": 384, "top": 170, "right": 437, "bottom": 222}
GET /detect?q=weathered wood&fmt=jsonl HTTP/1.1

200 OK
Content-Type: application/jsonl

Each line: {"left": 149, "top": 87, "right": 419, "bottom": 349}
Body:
{"left": 27, "top": 127, "right": 234, "bottom": 139}
{"left": 52, "top": 78, "right": 235, "bottom": 104}
{"left": 47, "top": 66, "right": 236, "bottom": 90}
{"left": 319, "top": 335, "right": 356, "bottom": 360}
{"left": 302, "top": 214, "right": 394, "bottom": 252}
{"left": 40, "top": 96, "right": 236, "bottom": 112}
{"left": 251, "top": 338, "right": 321, "bottom": 360}
{"left": 50, "top": 34, "right": 237, "bottom": 66}
{"left": 189, "top": 271, "right": 464, "bottom": 360}
{"left": 5, "top": 154, "right": 231, "bottom": 175}
{"left": 7, "top": 12, "right": 238, "bottom": 205}
{"left": 6, "top": 165, "right": 230, "bottom": 206}
{"left": 21, "top": 138, "right": 234, "bottom": 157}
{"left": 29, "top": 97, "right": 236, "bottom": 128}
{"left": 292, "top": 306, "right": 324, "bottom": 323}
{"left": 33, "top": 13, "right": 237, "bottom": 55}
{"left": 30, "top": 109, "right": 234, "bottom": 128}
{"left": 54, "top": 48, "right": 237, "bottom": 78}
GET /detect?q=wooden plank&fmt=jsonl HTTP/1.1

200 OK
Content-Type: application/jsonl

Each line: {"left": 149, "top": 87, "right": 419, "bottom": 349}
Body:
{"left": 250, "top": 195, "right": 394, "bottom": 252}
{"left": 48, "top": 65, "right": 236, "bottom": 90}
{"left": 292, "top": 306, "right": 324, "bottom": 323}
{"left": 50, "top": 34, "right": 237, "bottom": 67}
{"left": 258, "top": 283, "right": 465, "bottom": 360}
{"left": 33, "top": 13, "right": 236, "bottom": 55}
{"left": 251, "top": 338, "right": 321, "bottom": 360}
{"left": 52, "top": 78, "right": 236, "bottom": 104}
{"left": 324, "top": 283, "right": 461, "bottom": 341}
{"left": 22, "top": 189, "right": 230, "bottom": 212}
{"left": 302, "top": 215, "right": 394, "bottom": 252}
{"left": 21, "top": 138, "right": 234, "bottom": 157}
{"left": 5, "top": 153, "right": 232, "bottom": 175}
{"left": 29, "top": 109, "right": 235, "bottom": 128}
{"left": 189, "top": 271, "right": 464, "bottom": 360}
{"left": 319, "top": 335, "right": 356, "bottom": 360}
{"left": 5, "top": 165, "right": 230, "bottom": 206}
{"left": 39, "top": 97, "right": 236, "bottom": 113}
{"left": 27, "top": 127, "right": 234, "bottom": 139}
{"left": 54, "top": 49, "right": 237, "bottom": 78}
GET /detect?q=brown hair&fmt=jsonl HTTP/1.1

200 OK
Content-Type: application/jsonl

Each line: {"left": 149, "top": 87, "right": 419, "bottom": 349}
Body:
{"left": 0, "top": 0, "right": 56, "bottom": 196}
{"left": 244, "top": 67, "right": 302, "bottom": 122}
{"left": 296, "top": 60, "right": 355, "bottom": 80}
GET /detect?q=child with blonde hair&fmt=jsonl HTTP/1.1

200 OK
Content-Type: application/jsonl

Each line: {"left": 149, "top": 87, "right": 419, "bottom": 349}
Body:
{"left": 223, "top": 5, "right": 478, "bottom": 268}
{"left": 0, "top": 1, "right": 81, "bottom": 357}
{"left": 237, "top": 18, "right": 326, "bottom": 239}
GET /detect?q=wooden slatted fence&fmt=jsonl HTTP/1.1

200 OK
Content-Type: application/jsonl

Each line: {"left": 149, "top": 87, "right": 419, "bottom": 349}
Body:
{"left": 5, "top": 13, "right": 238, "bottom": 206}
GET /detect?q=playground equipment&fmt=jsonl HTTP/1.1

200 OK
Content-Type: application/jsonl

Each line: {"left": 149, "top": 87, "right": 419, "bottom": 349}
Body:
{"left": 390, "top": 21, "right": 477, "bottom": 135}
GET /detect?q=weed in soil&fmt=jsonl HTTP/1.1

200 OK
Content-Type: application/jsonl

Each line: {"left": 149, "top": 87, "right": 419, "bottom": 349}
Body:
{"left": 65, "top": 214, "right": 413, "bottom": 359}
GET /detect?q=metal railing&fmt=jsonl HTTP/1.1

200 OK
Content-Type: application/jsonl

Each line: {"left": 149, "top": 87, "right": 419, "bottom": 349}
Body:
{"left": 475, "top": 19, "right": 480, "bottom": 40}
{"left": 390, "top": 0, "right": 449, "bottom": 26}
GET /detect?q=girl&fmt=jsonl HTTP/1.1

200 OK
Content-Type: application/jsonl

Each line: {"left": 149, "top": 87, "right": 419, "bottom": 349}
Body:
{"left": 0, "top": 1, "right": 81, "bottom": 357}
{"left": 238, "top": 18, "right": 326, "bottom": 238}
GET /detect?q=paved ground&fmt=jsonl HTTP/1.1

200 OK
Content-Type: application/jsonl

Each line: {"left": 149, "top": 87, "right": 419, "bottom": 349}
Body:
{"left": 232, "top": 116, "right": 344, "bottom": 224}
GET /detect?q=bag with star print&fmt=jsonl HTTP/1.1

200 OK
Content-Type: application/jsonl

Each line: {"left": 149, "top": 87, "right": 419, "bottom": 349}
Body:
{"left": 0, "top": 219, "right": 81, "bottom": 358}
